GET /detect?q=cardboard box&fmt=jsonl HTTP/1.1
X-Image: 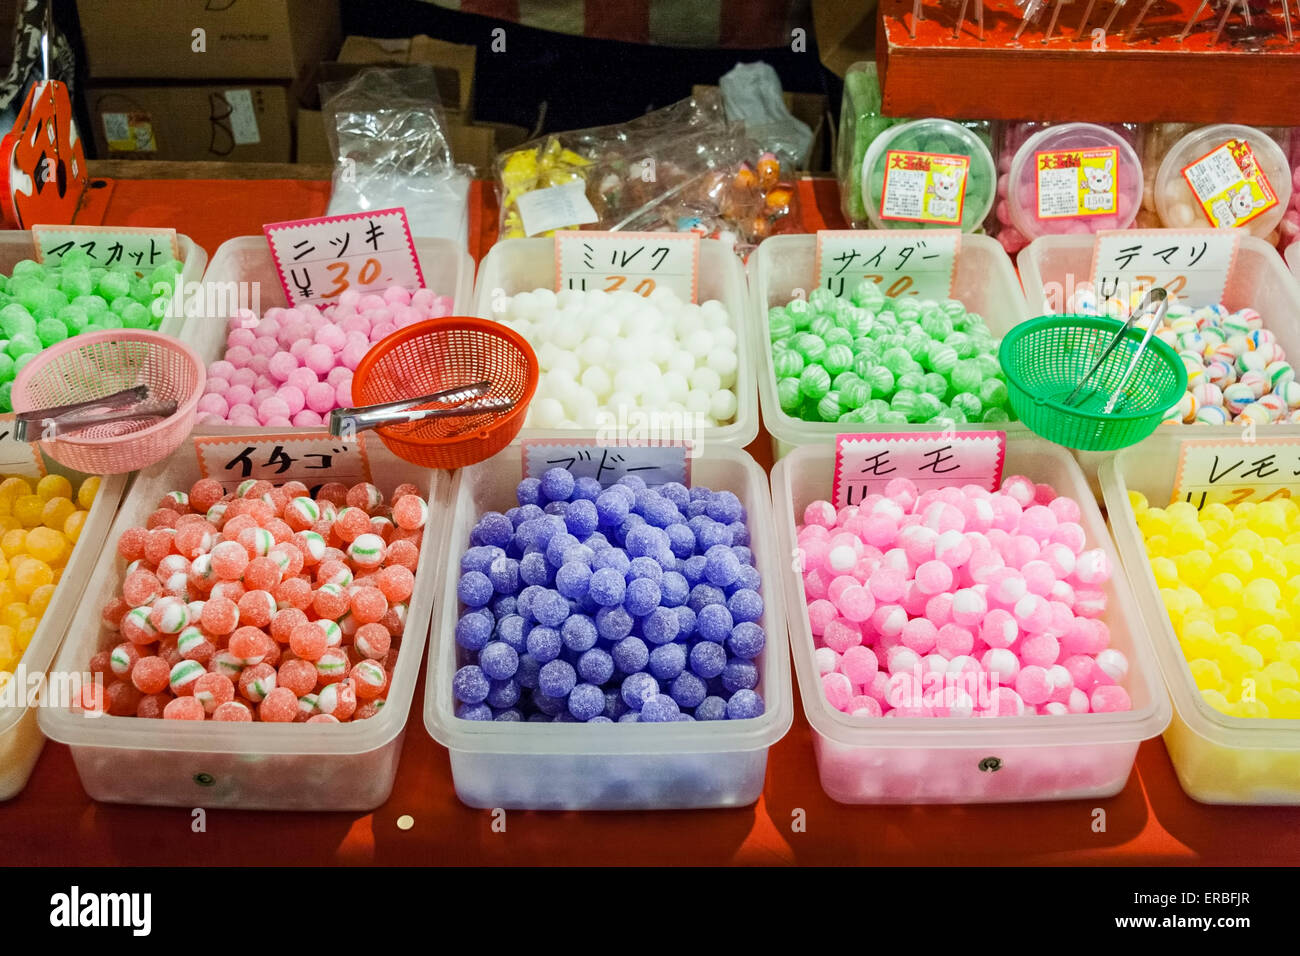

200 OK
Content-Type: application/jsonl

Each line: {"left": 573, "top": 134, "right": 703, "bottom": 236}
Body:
{"left": 336, "top": 34, "right": 476, "bottom": 121}
{"left": 692, "top": 84, "right": 830, "bottom": 171}
{"left": 86, "top": 83, "right": 293, "bottom": 162}
{"left": 75, "top": 0, "right": 340, "bottom": 82}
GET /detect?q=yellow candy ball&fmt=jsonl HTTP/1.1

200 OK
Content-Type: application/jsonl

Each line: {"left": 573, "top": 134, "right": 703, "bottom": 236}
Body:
{"left": 12, "top": 494, "right": 44, "bottom": 528}
{"left": 1, "top": 601, "right": 28, "bottom": 629}
{"left": 23, "top": 526, "right": 65, "bottom": 565}
{"left": 13, "top": 559, "right": 51, "bottom": 596}
{"left": 1229, "top": 699, "right": 1270, "bottom": 719}
{"left": 15, "top": 615, "right": 36, "bottom": 649}
{"left": 1200, "top": 688, "right": 1231, "bottom": 714}
{"left": 0, "top": 477, "right": 31, "bottom": 501}
{"left": 0, "top": 528, "right": 25, "bottom": 559}
{"left": 27, "top": 583, "right": 55, "bottom": 619}
{"left": 35, "top": 474, "right": 72, "bottom": 502}
{"left": 63, "top": 509, "right": 87, "bottom": 544}
{"left": 40, "top": 497, "right": 75, "bottom": 532}
{"left": 1188, "top": 658, "right": 1228, "bottom": 694}
{"left": 76, "top": 475, "right": 101, "bottom": 510}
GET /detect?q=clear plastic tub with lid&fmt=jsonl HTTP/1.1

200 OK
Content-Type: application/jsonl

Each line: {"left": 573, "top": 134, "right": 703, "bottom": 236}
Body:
{"left": 861, "top": 119, "right": 997, "bottom": 234}
{"left": 1101, "top": 431, "right": 1300, "bottom": 804}
{"left": 423, "top": 443, "right": 792, "bottom": 810}
{"left": 772, "top": 438, "right": 1170, "bottom": 804}
{"left": 1004, "top": 123, "right": 1143, "bottom": 242}
{"left": 37, "top": 438, "right": 447, "bottom": 811}
{"left": 1153, "top": 124, "right": 1292, "bottom": 240}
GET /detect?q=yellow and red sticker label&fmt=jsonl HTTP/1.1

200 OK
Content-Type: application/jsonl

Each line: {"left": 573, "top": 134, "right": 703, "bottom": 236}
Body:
{"left": 1180, "top": 139, "right": 1279, "bottom": 230}
{"left": 880, "top": 151, "right": 969, "bottom": 226}
{"left": 1035, "top": 147, "right": 1119, "bottom": 219}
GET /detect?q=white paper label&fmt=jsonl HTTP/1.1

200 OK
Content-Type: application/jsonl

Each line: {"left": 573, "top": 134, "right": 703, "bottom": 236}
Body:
{"left": 555, "top": 231, "right": 699, "bottom": 303}
{"left": 522, "top": 439, "right": 689, "bottom": 486}
{"left": 195, "top": 434, "right": 372, "bottom": 493}
{"left": 815, "top": 229, "right": 960, "bottom": 301}
{"left": 1172, "top": 437, "right": 1300, "bottom": 510}
{"left": 833, "top": 431, "right": 1005, "bottom": 508}
{"left": 224, "top": 89, "right": 260, "bottom": 145}
{"left": 515, "top": 180, "right": 599, "bottom": 237}
{"left": 33, "top": 225, "right": 180, "bottom": 269}
{"left": 0, "top": 415, "right": 46, "bottom": 479}
{"left": 1088, "top": 228, "right": 1238, "bottom": 313}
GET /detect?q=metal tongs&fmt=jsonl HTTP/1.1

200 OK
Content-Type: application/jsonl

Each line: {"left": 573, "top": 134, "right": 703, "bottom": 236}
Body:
{"left": 329, "top": 380, "right": 517, "bottom": 437}
{"left": 12, "top": 385, "right": 178, "bottom": 441}
{"left": 1061, "top": 287, "right": 1169, "bottom": 414}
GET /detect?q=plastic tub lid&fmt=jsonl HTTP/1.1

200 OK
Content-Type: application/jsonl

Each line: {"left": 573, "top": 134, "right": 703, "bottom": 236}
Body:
{"left": 861, "top": 118, "right": 996, "bottom": 233}
{"left": 1006, "top": 122, "right": 1142, "bottom": 240}
{"left": 1154, "top": 123, "right": 1292, "bottom": 239}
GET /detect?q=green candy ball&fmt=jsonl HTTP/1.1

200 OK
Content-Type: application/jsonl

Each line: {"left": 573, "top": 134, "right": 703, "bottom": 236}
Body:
{"left": 823, "top": 344, "right": 854, "bottom": 376}
{"left": 795, "top": 333, "right": 828, "bottom": 364}
{"left": 72, "top": 294, "right": 109, "bottom": 314}
{"left": 927, "top": 343, "right": 959, "bottom": 375}
{"left": 950, "top": 361, "right": 985, "bottom": 394}
{"left": 824, "top": 328, "right": 853, "bottom": 348}
{"left": 880, "top": 346, "right": 914, "bottom": 375}
{"left": 0, "top": 353, "right": 13, "bottom": 381}
{"left": 121, "top": 301, "right": 152, "bottom": 328}
{"left": 799, "top": 364, "right": 831, "bottom": 400}
{"left": 9, "top": 259, "right": 42, "bottom": 278}
{"left": 832, "top": 370, "right": 861, "bottom": 390}
{"left": 896, "top": 370, "right": 926, "bottom": 393}
{"left": 808, "top": 287, "right": 837, "bottom": 314}
{"left": 12, "top": 353, "right": 35, "bottom": 375}
{"left": 979, "top": 378, "right": 1009, "bottom": 408}
{"left": 841, "top": 378, "right": 872, "bottom": 409}
{"left": 809, "top": 315, "right": 836, "bottom": 339}
{"left": 6, "top": 333, "right": 39, "bottom": 357}
{"left": 891, "top": 389, "right": 923, "bottom": 420}
{"left": 921, "top": 372, "right": 949, "bottom": 399}
{"left": 837, "top": 408, "right": 866, "bottom": 424}
{"left": 777, "top": 377, "right": 802, "bottom": 413}
{"left": 916, "top": 392, "right": 944, "bottom": 421}
{"left": 851, "top": 280, "right": 885, "bottom": 310}
{"left": 946, "top": 331, "right": 976, "bottom": 359}
{"left": 951, "top": 392, "right": 983, "bottom": 419}
{"left": 818, "top": 391, "right": 843, "bottom": 422}
{"left": 0, "top": 381, "right": 10, "bottom": 412}
{"left": 983, "top": 406, "right": 1011, "bottom": 423}
{"left": 96, "top": 271, "right": 131, "bottom": 300}
{"left": 866, "top": 366, "right": 895, "bottom": 397}
{"left": 35, "top": 318, "right": 68, "bottom": 346}
{"left": 769, "top": 310, "right": 794, "bottom": 341}
{"left": 100, "top": 313, "right": 124, "bottom": 330}
{"left": 773, "top": 349, "right": 805, "bottom": 378}
{"left": 879, "top": 410, "right": 909, "bottom": 425}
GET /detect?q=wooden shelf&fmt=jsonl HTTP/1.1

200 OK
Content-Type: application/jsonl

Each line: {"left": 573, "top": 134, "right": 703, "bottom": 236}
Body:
{"left": 878, "top": 0, "right": 1300, "bottom": 124}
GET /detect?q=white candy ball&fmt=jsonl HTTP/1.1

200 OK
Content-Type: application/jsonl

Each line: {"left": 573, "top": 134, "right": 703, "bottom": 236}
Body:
{"left": 581, "top": 366, "right": 613, "bottom": 400}
{"left": 712, "top": 327, "right": 738, "bottom": 351}
{"left": 684, "top": 329, "right": 714, "bottom": 357}
{"left": 709, "top": 389, "right": 738, "bottom": 422}
{"left": 661, "top": 371, "right": 689, "bottom": 402}
{"left": 668, "top": 350, "right": 696, "bottom": 376}
{"left": 690, "top": 367, "right": 722, "bottom": 394}
{"left": 605, "top": 390, "right": 635, "bottom": 414}
{"left": 577, "top": 336, "right": 611, "bottom": 368}
{"left": 533, "top": 397, "right": 565, "bottom": 428}
{"left": 511, "top": 291, "right": 537, "bottom": 318}
{"left": 706, "top": 348, "right": 739, "bottom": 387}
{"left": 552, "top": 350, "right": 581, "bottom": 378}
{"left": 685, "top": 389, "right": 712, "bottom": 415}
{"left": 642, "top": 382, "right": 670, "bottom": 409}
{"left": 609, "top": 337, "right": 639, "bottom": 369}
{"left": 533, "top": 288, "right": 557, "bottom": 310}
{"left": 614, "top": 367, "right": 646, "bottom": 397}
{"left": 592, "top": 314, "right": 621, "bottom": 340}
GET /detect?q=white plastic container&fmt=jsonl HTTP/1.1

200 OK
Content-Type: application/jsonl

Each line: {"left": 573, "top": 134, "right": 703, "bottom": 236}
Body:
{"left": 1153, "top": 124, "right": 1291, "bottom": 239}
{"left": 0, "top": 230, "right": 207, "bottom": 339}
{"left": 1018, "top": 233, "right": 1300, "bottom": 491}
{"left": 184, "top": 235, "right": 475, "bottom": 434}
{"left": 1006, "top": 123, "right": 1142, "bottom": 240}
{"left": 0, "top": 464, "right": 127, "bottom": 801}
{"left": 424, "top": 443, "right": 792, "bottom": 810}
{"left": 752, "top": 233, "right": 1032, "bottom": 459}
{"left": 771, "top": 438, "right": 1170, "bottom": 804}
{"left": 471, "top": 237, "right": 757, "bottom": 448}
{"left": 38, "top": 438, "right": 447, "bottom": 811}
{"left": 1102, "top": 432, "right": 1300, "bottom": 804}
{"left": 1286, "top": 241, "right": 1299, "bottom": 282}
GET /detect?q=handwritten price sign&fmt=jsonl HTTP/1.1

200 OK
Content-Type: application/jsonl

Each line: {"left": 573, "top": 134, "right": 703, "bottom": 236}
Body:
{"left": 1171, "top": 437, "right": 1300, "bottom": 510}
{"left": 33, "top": 224, "right": 180, "bottom": 270}
{"left": 522, "top": 438, "right": 689, "bottom": 486}
{"left": 1090, "top": 228, "right": 1238, "bottom": 310}
{"left": 0, "top": 414, "right": 46, "bottom": 479}
{"left": 195, "top": 434, "right": 372, "bottom": 494}
{"left": 264, "top": 208, "right": 425, "bottom": 307}
{"left": 832, "top": 431, "right": 1005, "bottom": 508}
{"left": 555, "top": 231, "right": 699, "bottom": 303}
{"left": 815, "top": 230, "right": 960, "bottom": 301}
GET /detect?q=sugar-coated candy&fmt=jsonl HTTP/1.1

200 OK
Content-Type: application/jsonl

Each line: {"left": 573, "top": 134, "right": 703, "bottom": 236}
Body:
{"left": 797, "top": 475, "right": 1129, "bottom": 718}
{"left": 78, "top": 478, "right": 426, "bottom": 722}
{"left": 452, "top": 468, "right": 765, "bottom": 722}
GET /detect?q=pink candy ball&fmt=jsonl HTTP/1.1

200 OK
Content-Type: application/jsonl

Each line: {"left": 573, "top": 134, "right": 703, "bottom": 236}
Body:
{"left": 257, "top": 397, "right": 290, "bottom": 424}
{"left": 277, "top": 385, "right": 306, "bottom": 416}
{"left": 225, "top": 345, "right": 253, "bottom": 368}
{"left": 335, "top": 379, "right": 353, "bottom": 408}
{"left": 197, "top": 394, "right": 228, "bottom": 417}
{"left": 304, "top": 343, "right": 336, "bottom": 375}
{"left": 1090, "top": 684, "right": 1131, "bottom": 713}
{"left": 305, "top": 381, "right": 337, "bottom": 415}
{"left": 840, "top": 645, "right": 879, "bottom": 685}
{"left": 292, "top": 409, "right": 324, "bottom": 427}
{"left": 327, "top": 366, "right": 353, "bottom": 387}
{"left": 824, "top": 618, "right": 863, "bottom": 654}
{"left": 267, "top": 351, "right": 298, "bottom": 383}
{"left": 287, "top": 367, "right": 318, "bottom": 392}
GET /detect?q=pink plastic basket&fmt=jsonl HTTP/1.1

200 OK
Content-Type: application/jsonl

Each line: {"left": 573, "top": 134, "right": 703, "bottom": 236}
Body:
{"left": 11, "top": 331, "right": 205, "bottom": 475}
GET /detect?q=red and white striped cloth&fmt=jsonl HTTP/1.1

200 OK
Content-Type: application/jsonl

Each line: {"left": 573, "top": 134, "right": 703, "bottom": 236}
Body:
{"left": 422, "top": 0, "right": 811, "bottom": 47}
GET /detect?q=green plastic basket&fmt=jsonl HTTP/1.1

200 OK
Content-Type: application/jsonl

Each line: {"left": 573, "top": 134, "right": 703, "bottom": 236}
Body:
{"left": 999, "top": 315, "right": 1188, "bottom": 452}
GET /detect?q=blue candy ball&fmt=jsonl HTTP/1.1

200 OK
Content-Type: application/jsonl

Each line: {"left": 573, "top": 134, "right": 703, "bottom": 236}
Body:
{"left": 626, "top": 556, "right": 663, "bottom": 582}
{"left": 695, "top": 695, "right": 728, "bottom": 720}
{"left": 519, "top": 551, "right": 551, "bottom": 587}
{"left": 727, "top": 588, "right": 764, "bottom": 624}
{"left": 460, "top": 545, "right": 503, "bottom": 574}
{"left": 648, "top": 642, "right": 687, "bottom": 681}
{"left": 703, "top": 544, "right": 741, "bottom": 587}
{"left": 564, "top": 498, "right": 599, "bottom": 536}
{"left": 474, "top": 512, "right": 513, "bottom": 548}
{"left": 595, "top": 605, "right": 634, "bottom": 641}
{"left": 525, "top": 626, "right": 562, "bottom": 662}
{"left": 727, "top": 621, "right": 766, "bottom": 660}
{"left": 722, "top": 659, "right": 760, "bottom": 693}
{"left": 666, "top": 523, "right": 696, "bottom": 558}
{"left": 659, "top": 571, "right": 689, "bottom": 607}
{"left": 688, "top": 583, "right": 727, "bottom": 613}
{"left": 495, "top": 614, "right": 526, "bottom": 650}
{"left": 516, "top": 477, "right": 542, "bottom": 505}
{"left": 538, "top": 659, "right": 577, "bottom": 698}
{"left": 592, "top": 548, "right": 631, "bottom": 574}
{"left": 452, "top": 665, "right": 490, "bottom": 704}
{"left": 545, "top": 532, "right": 580, "bottom": 568}
{"left": 624, "top": 577, "right": 661, "bottom": 616}
{"left": 456, "top": 702, "right": 493, "bottom": 720}
{"left": 689, "top": 641, "right": 727, "bottom": 679}
{"left": 620, "top": 671, "right": 659, "bottom": 710}
{"left": 673, "top": 605, "right": 697, "bottom": 637}
{"left": 494, "top": 708, "right": 523, "bottom": 721}
{"left": 457, "top": 571, "right": 494, "bottom": 608}
{"left": 555, "top": 561, "right": 592, "bottom": 600}
{"left": 486, "top": 677, "right": 521, "bottom": 709}
{"left": 516, "top": 655, "right": 541, "bottom": 689}
{"left": 659, "top": 482, "right": 690, "bottom": 509}
{"left": 567, "top": 682, "right": 606, "bottom": 721}
{"left": 670, "top": 671, "right": 708, "bottom": 708}
{"left": 479, "top": 641, "right": 520, "bottom": 680}
{"left": 696, "top": 603, "right": 734, "bottom": 643}
{"left": 640, "top": 694, "right": 681, "bottom": 722}
{"left": 642, "top": 606, "right": 681, "bottom": 645}
{"left": 572, "top": 476, "right": 603, "bottom": 501}
{"left": 588, "top": 567, "right": 626, "bottom": 607}
{"left": 726, "top": 689, "right": 765, "bottom": 719}
{"left": 540, "top": 467, "right": 576, "bottom": 502}
{"left": 578, "top": 648, "right": 615, "bottom": 685}
{"left": 595, "top": 490, "right": 630, "bottom": 527}
{"left": 612, "top": 636, "right": 650, "bottom": 674}
{"left": 532, "top": 589, "right": 571, "bottom": 627}
{"left": 681, "top": 555, "right": 707, "bottom": 585}
{"left": 561, "top": 613, "right": 598, "bottom": 652}
{"left": 705, "top": 490, "right": 744, "bottom": 523}
{"left": 487, "top": 555, "right": 519, "bottom": 594}
{"left": 455, "top": 610, "right": 493, "bottom": 650}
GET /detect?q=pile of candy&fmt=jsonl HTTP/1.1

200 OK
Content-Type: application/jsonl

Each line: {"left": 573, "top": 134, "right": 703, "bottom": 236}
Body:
{"left": 0, "top": 475, "right": 99, "bottom": 678}
{"left": 497, "top": 287, "right": 740, "bottom": 429}
{"left": 797, "top": 476, "right": 1131, "bottom": 718}
{"left": 197, "top": 285, "right": 454, "bottom": 428}
{"left": 452, "top": 468, "right": 767, "bottom": 723}
{"left": 1145, "top": 303, "right": 1300, "bottom": 426}
{"left": 1134, "top": 494, "right": 1300, "bottom": 719}
{"left": 81, "top": 479, "right": 425, "bottom": 722}
{"left": 0, "top": 254, "right": 182, "bottom": 411}
{"left": 769, "top": 284, "right": 1013, "bottom": 425}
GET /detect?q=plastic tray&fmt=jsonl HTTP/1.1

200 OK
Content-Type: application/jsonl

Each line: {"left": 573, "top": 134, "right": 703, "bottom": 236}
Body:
{"left": 423, "top": 443, "right": 792, "bottom": 810}
{"left": 1101, "top": 431, "right": 1300, "bottom": 803}
{"left": 752, "top": 233, "right": 1032, "bottom": 459}
{"left": 1018, "top": 233, "right": 1300, "bottom": 491}
{"left": 0, "top": 463, "right": 127, "bottom": 801}
{"left": 37, "top": 438, "right": 448, "bottom": 811}
{"left": 771, "top": 437, "right": 1170, "bottom": 804}
{"left": 0, "top": 230, "right": 207, "bottom": 340}
{"left": 1287, "top": 241, "right": 1299, "bottom": 282}
{"left": 471, "top": 237, "right": 757, "bottom": 449}
{"left": 184, "top": 235, "right": 476, "bottom": 434}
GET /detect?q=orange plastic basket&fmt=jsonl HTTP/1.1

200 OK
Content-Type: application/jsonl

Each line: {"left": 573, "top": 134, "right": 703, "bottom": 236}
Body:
{"left": 11, "top": 331, "right": 205, "bottom": 475}
{"left": 351, "top": 317, "right": 538, "bottom": 469}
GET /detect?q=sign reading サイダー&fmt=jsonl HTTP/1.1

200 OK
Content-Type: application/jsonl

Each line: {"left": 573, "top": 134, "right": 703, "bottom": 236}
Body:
{"left": 555, "top": 231, "right": 699, "bottom": 303}
{"left": 815, "top": 229, "right": 960, "bottom": 301}
{"left": 1171, "top": 436, "right": 1300, "bottom": 510}
{"left": 263, "top": 208, "right": 424, "bottom": 307}
{"left": 522, "top": 438, "right": 689, "bottom": 486}
{"left": 195, "top": 434, "right": 371, "bottom": 493}
{"left": 832, "top": 431, "right": 1005, "bottom": 507}
{"left": 1090, "top": 228, "right": 1237, "bottom": 310}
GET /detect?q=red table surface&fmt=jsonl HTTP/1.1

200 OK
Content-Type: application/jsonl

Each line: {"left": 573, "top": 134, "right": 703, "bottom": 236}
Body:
{"left": 6, "top": 176, "right": 1300, "bottom": 866}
